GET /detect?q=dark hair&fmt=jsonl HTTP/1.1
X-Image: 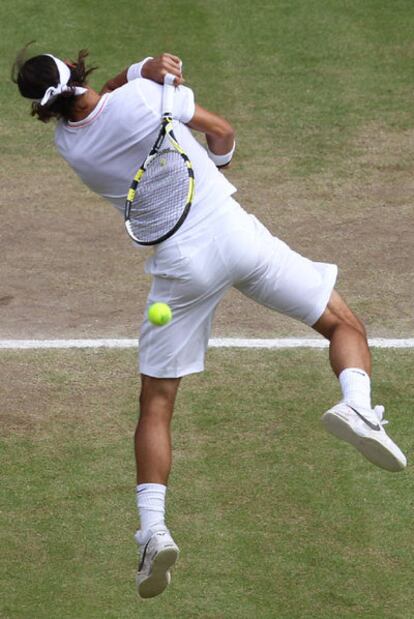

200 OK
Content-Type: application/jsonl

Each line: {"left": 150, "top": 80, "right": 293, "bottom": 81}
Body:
{"left": 12, "top": 43, "right": 97, "bottom": 123}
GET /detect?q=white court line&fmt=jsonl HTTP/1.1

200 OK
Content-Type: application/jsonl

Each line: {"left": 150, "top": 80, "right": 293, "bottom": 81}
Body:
{"left": 0, "top": 338, "right": 413, "bottom": 350}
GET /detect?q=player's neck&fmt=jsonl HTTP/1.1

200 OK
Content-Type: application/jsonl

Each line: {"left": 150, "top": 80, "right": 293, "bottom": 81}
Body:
{"left": 69, "top": 88, "right": 101, "bottom": 122}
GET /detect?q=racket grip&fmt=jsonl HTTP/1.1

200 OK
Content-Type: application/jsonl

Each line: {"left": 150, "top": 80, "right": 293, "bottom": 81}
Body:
{"left": 162, "top": 73, "right": 176, "bottom": 116}
{"left": 164, "top": 73, "right": 176, "bottom": 86}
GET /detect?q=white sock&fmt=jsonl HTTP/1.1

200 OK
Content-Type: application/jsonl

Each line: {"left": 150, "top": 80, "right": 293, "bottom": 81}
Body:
{"left": 339, "top": 368, "right": 371, "bottom": 410}
{"left": 136, "top": 483, "right": 167, "bottom": 533}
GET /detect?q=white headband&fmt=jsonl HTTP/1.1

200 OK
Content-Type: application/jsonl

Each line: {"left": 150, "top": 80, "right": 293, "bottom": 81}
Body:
{"left": 37, "top": 54, "right": 87, "bottom": 106}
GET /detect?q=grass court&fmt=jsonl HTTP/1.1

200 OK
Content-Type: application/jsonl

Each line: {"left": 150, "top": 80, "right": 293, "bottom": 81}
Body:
{"left": 1, "top": 1, "right": 413, "bottom": 617}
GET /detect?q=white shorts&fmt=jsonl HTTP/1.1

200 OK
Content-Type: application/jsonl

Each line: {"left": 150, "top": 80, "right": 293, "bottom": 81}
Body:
{"left": 139, "top": 198, "right": 337, "bottom": 378}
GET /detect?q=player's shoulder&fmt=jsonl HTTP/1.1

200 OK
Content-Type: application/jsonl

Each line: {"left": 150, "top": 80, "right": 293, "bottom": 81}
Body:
{"left": 111, "top": 79, "right": 193, "bottom": 106}
{"left": 107, "top": 79, "right": 140, "bottom": 99}
{"left": 104, "top": 79, "right": 160, "bottom": 113}
{"left": 112, "top": 78, "right": 161, "bottom": 99}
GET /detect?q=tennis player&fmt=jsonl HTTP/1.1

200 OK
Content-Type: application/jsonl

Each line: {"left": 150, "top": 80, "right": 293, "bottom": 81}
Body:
{"left": 14, "top": 47, "right": 407, "bottom": 598}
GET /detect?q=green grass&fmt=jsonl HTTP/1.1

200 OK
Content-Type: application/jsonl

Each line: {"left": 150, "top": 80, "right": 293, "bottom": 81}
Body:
{"left": 1, "top": 0, "right": 414, "bottom": 174}
{"left": 1, "top": 2, "right": 414, "bottom": 616}
{"left": 1, "top": 349, "right": 413, "bottom": 618}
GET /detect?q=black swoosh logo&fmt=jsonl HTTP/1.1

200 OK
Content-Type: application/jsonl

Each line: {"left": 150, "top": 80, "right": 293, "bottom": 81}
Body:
{"left": 348, "top": 406, "right": 381, "bottom": 431}
{"left": 138, "top": 538, "right": 151, "bottom": 572}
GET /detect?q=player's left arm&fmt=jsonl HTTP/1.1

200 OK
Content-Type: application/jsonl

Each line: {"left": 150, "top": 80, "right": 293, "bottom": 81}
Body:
{"left": 99, "top": 53, "right": 183, "bottom": 94}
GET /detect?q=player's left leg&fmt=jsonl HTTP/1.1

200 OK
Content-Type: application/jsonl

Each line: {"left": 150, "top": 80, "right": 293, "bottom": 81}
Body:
{"left": 135, "top": 375, "right": 180, "bottom": 486}
{"left": 134, "top": 375, "right": 181, "bottom": 598}
{"left": 134, "top": 218, "right": 238, "bottom": 597}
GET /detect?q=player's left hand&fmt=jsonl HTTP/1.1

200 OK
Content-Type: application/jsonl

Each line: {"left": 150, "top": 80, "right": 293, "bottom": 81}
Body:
{"left": 142, "top": 54, "right": 184, "bottom": 86}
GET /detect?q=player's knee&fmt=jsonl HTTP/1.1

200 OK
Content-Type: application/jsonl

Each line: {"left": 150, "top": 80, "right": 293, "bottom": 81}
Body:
{"left": 313, "top": 290, "right": 367, "bottom": 340}
{"left": 139, "top": 375, "right": 180, "bottom": 417}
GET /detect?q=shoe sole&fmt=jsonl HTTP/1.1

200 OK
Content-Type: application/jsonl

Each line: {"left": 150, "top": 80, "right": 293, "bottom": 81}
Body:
{"left": 322, "top": 411, "right": 406, "bottom": 472}
{"left": 137, "top": 546, "right": 179, "bottom": 599}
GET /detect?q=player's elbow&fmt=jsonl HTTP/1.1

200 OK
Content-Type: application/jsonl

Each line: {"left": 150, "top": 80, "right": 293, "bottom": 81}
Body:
{"left": 206, "top": 121, "right": 235, "bottom": 162}
{"left": 188, "top": 104, "right": 235, "bottom": 142}
{"left": 206, "top": 121, "right": 235, "bottom": 156}
{"left": 211, "top": 119, "right": 235, "bottom": 142}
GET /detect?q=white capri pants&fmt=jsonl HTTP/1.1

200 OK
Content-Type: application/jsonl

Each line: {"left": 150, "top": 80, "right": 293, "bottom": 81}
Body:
{"left": 139, "top": 198, "right": 337, "bottom": 378}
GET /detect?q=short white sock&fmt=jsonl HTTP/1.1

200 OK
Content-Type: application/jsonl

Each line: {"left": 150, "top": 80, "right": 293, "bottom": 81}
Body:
{"left": 136, "top": 483, "right": 167, "bottom": 533}
{"left": 339, "top": 367, "right": 371, "bottom": 410}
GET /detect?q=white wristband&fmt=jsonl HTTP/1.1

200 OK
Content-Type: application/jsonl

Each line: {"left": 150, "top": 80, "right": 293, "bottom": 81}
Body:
{"left": 127, "top": 57, "right": 154, "bottom": 81}
{"left": 207, "top": 141, "right": 236, "bottom": 167}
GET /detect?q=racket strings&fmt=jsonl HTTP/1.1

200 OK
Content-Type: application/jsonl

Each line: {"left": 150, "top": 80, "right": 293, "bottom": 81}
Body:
{"left": 128, "top": 149, "right": 190, "bottom": 244}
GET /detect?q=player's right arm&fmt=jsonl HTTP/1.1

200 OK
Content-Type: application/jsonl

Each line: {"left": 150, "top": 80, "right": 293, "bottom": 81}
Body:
{"left": 187, "top": 104, "right": 236, "bottom": 169}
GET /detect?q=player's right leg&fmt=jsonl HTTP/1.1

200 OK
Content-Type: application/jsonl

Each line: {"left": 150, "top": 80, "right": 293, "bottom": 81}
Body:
{"left": 229, "top": 202, "right": 406, "bottom": 472}
{"left": 313, "top": 291, "right": 406, "bottom": 472}
{"left": 312, "top": 289, "right": 371, "bottom": 377}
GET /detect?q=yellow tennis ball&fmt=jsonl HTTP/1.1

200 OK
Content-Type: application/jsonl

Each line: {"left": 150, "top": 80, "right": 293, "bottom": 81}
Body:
{"left": 148, "top": 302, "right": 172, "bottom": 326}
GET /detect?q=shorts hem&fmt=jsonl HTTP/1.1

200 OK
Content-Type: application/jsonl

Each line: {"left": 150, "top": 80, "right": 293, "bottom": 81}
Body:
{"left": 303, "top": 264, "right": 338, "bottom": 326}
{"left": 139, "top": 360, "right": 205, "bottom": 379}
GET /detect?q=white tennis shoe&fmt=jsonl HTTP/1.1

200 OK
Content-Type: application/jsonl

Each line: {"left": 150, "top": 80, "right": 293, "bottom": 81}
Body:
{"left": 322, "top": 402, "right": 407, "bottom": 472}
{"left": 135, "top": 527, "right": 179, "bottom": 599}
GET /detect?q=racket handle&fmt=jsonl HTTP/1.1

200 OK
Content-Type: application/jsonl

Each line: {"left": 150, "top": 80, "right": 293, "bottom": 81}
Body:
{"left": 162, "top": 73, "right": 176, "bottom": 116}
{"left": 164, "top": 73, "right": 176, "bottom": 86}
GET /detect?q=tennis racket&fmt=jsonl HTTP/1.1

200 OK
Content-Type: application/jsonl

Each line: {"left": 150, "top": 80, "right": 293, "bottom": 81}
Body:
{"left": 124, "top": 73, "right": 195, "bottom": 245}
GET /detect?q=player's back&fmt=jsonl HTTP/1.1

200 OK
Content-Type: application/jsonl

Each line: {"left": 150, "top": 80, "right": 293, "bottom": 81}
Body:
{"left": 55, "top": 79, "right": 236, "bottom": 225}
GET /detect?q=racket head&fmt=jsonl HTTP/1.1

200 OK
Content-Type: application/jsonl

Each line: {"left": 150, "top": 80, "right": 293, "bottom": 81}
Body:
{"left": 125, "top": 145, "right": 194, "bottom": 245}
{"left": 124, "top": 72, "right": 194, "bottom": 246}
